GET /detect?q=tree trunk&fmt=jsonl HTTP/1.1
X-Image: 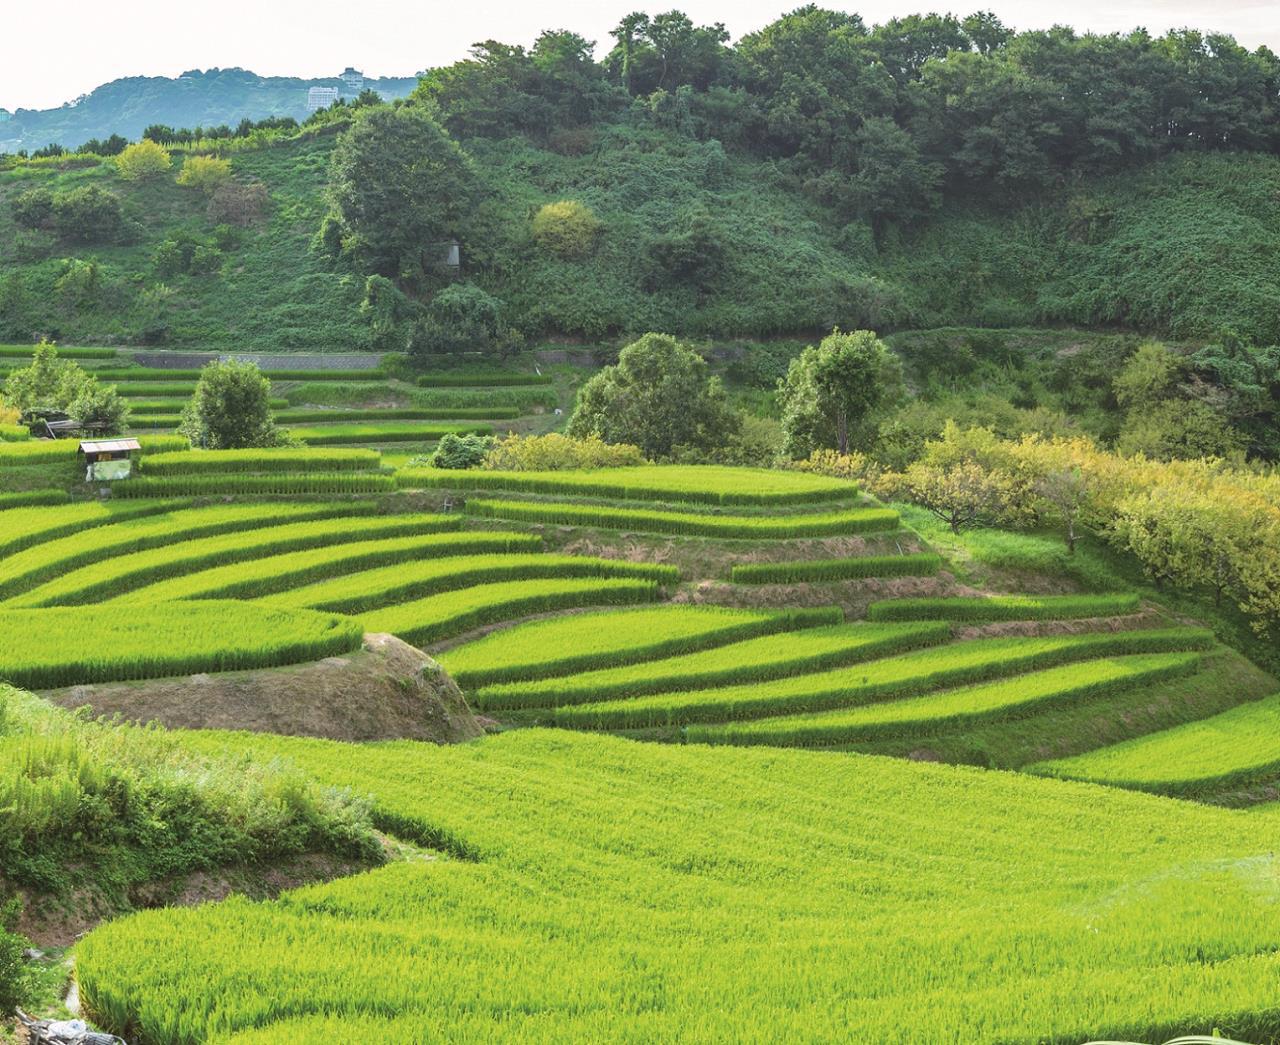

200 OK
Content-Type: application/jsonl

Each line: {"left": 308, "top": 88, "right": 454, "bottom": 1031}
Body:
{"left": 836, "top": 411, "right": 849, "bottom": 456}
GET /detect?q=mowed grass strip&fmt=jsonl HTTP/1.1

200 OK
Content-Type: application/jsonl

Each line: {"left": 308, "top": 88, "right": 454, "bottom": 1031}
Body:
{"left": 690, "top": 653, "right": 1201, "bottom": 747}
{"left": 475, "top": 622, "right": 951, "bottom": 711}
{"left": 9, "top": 514, "right": 460, "bottom": 607}
{"left": 362, "top": 578, "right": 663, "bottom": 646}
{"left": 0, "top": 501, "right": 182, "bottom": 558}
{"left": 111, "top": 532, "right": 541, "bottom": 604}
{"left": 438, "top": 605, "right": 843, "bottom": 689}
{"left": 397, "top": 464, "right": 856, "bottom": 506}
{"left": 114, "top": 474, "right": 397, "bottom": 497}
{"left": 266, "top": 554, "right": 676, "bottom": 615}
{"left": 141, "top": 448, "right": 381, "bottom": 474}
{"left": 867, "top": 594, "right": 1141, "bottom": 622}
{"left": 290, "top": 423, "right": 493, "bottom": 446}
{"left": 554, "top": 628, "right": 1216, "bottom": 729}
{"left": 463, "top": 499, "right": 898, "bottom": 538}
{"left": 731, "top": 554, "right": 942, "bottom": 584}
{"left": 0, "top": 502, "right": 365, "bottom": 598}
{"left": 1029, "top": 693, "right": 1280, "bottom": 797}
{"left": 0, "top": 602, "right": 362, "bottom": 689}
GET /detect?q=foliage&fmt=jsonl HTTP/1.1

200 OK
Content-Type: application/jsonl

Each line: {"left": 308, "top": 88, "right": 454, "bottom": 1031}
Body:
{"left": 1, "top": 340, "right": 126, "bottom": 431}
{"left": 779, "top": 329, "right": 903, "bottom": 456}
{"left": 414, "top": 284, "right": 521, "bottom": 357}
{"left": 483, "top": 432, "right": 645, "bottom": 471}
{"left": 176, "top": 154, "right": 234, "bottom": 194}
{"left": 114, "top": 139, "right": 172, "bottom": 180}
{"left": 426, "top": 432, "right": 492, "bottom": 469}
{"left": 66, "top": 373, "right": 130, "bottom": 433}
{"left": 179, "top": 359, "right": 286, "bottom": 449}
{"left": 0, "top": 898, "right": 30, "bottom": 1014}
{"left": 567, "top": 333, "right": 739, "bottom": 458}
{"left": 531, "top": 200, "right": 603, "bottom": 258}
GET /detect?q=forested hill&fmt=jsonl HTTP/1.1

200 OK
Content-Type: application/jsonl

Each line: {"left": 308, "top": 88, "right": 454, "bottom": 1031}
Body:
{"left": 1, "top": 9, "right": 1280, "bottom": 351}
{"left": 0, "top": 68, "right": 418, "bottom": 153}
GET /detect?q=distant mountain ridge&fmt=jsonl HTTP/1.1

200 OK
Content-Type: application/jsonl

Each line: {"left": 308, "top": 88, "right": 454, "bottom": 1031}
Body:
{"left": 0, "top": 67, "right": 419, "bottom": 152}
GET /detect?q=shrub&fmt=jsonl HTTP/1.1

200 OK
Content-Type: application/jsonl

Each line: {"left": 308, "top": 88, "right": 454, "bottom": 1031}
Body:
{"left": 207, "top": 180, "right": 269, "bottom": 226}
{"left": 531, "top": 200, "right": 603, "bottom": 259}
{"left": 0, "top": 899, "right": 30, "bottom": 1014}
{"left": 177, "top": 154, "right": 233, "bottom": 194}
{"left": 52, "top": 186, "right": 128, "bottom": 243}
{"left": 179, "top": 359, "right": 286, "bottom": 449}
{"left": 428, "top": 432, "right": 492, "bottom": 469}
{"left": 115, "top": 139, "right": 172, "bottom": 180}
{"left": 483, "top": 433, "right": 645, "bottom": 471}
{"left": 11, "top": 188, "right": 55, "bottom": 228}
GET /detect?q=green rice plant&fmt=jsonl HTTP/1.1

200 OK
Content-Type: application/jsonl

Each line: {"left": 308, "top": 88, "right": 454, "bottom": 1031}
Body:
{"left": 691, "top": 653, "right": 1201, "bottom": 747}
{"left": 123, "top": 534, "right": 549, "bottom": 604}
{"left": 731, "top": 554, "right": 942, "bottom": 584}
{"left": 438, "top": 606, "right": 844, "bottom": 688}
{"left": 124, "top": 398, "right": 288, "bottom": 412}
{"left": 0, "top": 502, "right": 367, "bottom": 599}
{"left": 416, "top": 372, "right": 552, "bottom": 387}
{"left": 0, "top": 489, "right": 68, "bottom": 509}
{"left": 554, "top": 628, "right": 1215, "bottom": 729}
{"left": 289, "top": 423, "right": 493, "bottom": 446}
{"left": 113, "top": 473, "right": 397, "bottom": 497}
{"left": 866, "top": 594, "right": 1142, "bottom": 622}
{"left": 126, "top": 416, "right": 181, "bottom": 429}
{"left": 275, "top": 408, "right": 519, "bottom": 423}
{"left": 0, "top": 423, "right": 30, "bottom": 441}
{"left": 91, "top": 369, "right": 206, "bottom": 380}
{"left": 475, "top": 622, "right": 951, "bottom": 711}
{"left": 116, "top": 383, "right": 198, "bottom": 397}
{"left": 74, "top": 729, "right": 1280, "bottom": 1044}
{"left": 141, "top": 448, "right": 382, "bottom": 475}
{"left": 0, "top": 501, "right": 182, "bottom": 558}
{"left": 1029, "top": 693, "right": 1280, "bottom": 797}
{"left": 267, "top": 553, "right": 677, "bottom": 615}
{"left": 0, "top": 345, "right": 115, "bottom": 359}
{"left": 0, "top": 440, "right": 83, "bottom": 466}
{"left": 397, "top": 465, "right": 857, "bottom": 506}
{"left": 0, "top": 602, "right": 362, "bottom": 689}
{"left": 463, "top": 499, "right": 898, "bottom": 539}
{"left": 263, "top": 369, "right": 388, "bottom": 381}
{"left": 362, "top": 578, "right": 662, "bottom": 646}
{"left": 10, "top": 514, "right": 460, "bottom": 607}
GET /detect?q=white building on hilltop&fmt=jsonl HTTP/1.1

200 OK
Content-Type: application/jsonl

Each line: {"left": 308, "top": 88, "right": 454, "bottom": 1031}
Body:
{"left": 307, "top": 86, "right": 340, "bottom": 112}
{"left": 340, "top": 68, "right": 365, "bottom": 97}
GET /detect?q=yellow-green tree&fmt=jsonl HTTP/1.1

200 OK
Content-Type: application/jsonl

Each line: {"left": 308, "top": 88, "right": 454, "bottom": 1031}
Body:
{"left": 531, "top": 200, "right": 603, "bottom": 258}
{"left": 115, "top": 139, "right": 172, "bottom": 181}
{"left": 176, "top": 155, "right": 233, "bottom": 195}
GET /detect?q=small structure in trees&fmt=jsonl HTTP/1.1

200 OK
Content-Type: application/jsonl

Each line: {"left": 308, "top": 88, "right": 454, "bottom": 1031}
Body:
{"left": 78, "top": 437, "right": 140, "bottom": 482}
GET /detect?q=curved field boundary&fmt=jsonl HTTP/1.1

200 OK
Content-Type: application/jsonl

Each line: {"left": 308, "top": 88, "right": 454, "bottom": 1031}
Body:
{"left": 362, "top": 577, "right": 663, "bottom": 646}
{"left": 553, "top": 628, "right": 1216, "bottom": 730}
{"left": 10, "top": 514, "right": 460, "bottom": 607}
{"left": 266, "top": 553, "right": 677, "bottom": 615}
{"left": 439, "top": 606, "right": 844, "bottom": 689}
{"left": 1028, "top": 693, "right": 1280, "bottom": 797}
{"left": 867, "top": 594, "right": 1141, "bottom": 622}
{"left": 0, "top": 489, "right": 69, "bottom": 510}
{"left": 0, "top": 503, "right": 367, "bottom": 599}
{"left": 0, "top": 501, "right": 182, "bottom": 558}
{"left": 114, "top": 474, "right": 397, "bottom": 497}
{"left": 141, "top": 448, "right": 381, "bottom": 475}
{"left": 464, "top": 498, "right": 897, "bottom": 539}
{"left": 397, "top": 465, "right": 857, "bottom": 506}
{"left": 0, "top": 602, "right": 362, "bottom": 689}
{"left": 690, "top": 653, "right": 1201, "bottom": 747}
{"left": 475, "top": 622, "right": 951, "bottom": 711}
{"left": 290, "top": 423, "right": 494, "bottom": 446}
{"left": 731, "top": 554, "right": 941, "bottom": 584}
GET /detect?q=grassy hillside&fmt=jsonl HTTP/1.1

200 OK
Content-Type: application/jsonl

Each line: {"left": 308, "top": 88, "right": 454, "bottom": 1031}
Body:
{"left": 3, "top": 129, "right": 1279, "bottom": 350}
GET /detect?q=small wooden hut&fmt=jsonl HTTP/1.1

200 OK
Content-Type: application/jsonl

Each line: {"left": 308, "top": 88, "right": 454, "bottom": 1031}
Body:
{"left": 78, "top": 438, "right": 140, "bottom": 482}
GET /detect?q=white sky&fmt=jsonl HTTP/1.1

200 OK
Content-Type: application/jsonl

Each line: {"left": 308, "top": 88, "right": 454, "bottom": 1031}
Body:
{"left": 4, "top": 0, "right": 1279, "bottom": 111}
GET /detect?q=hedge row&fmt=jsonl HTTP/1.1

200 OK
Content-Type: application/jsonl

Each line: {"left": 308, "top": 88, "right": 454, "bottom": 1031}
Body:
{"left": 140, "top": 448, "right": 382, "bottom": 475}
{"left": 475, "top": 621, "right": 952, "bottom": 711}
{"left": 867, "top": 594, "right": 1142, "bottom": 622}
{"left": 15, "top": 513, "right": 460, "bottom": 607}
{"left": 362, "top": 577, "right": 663, "bottom": 646}
{"left": 416, "top": 373, "right": 552, "bottom": 387}
{"left": 0, "top": 489, "right": 70, "bottom": 510}
{"left": 731, "top": 554, "right": 942, "bottom": 584}
{"left": 274, "top": 553, "right": 678, "bottom": 616}
{"left": 290, "top": 423, "right": 493, "bottom": 446}
{"left": 397, "top": 465, "right": 856, "bottom": 506}
{"left": 463, "top": 499, "right": 898, "bottom": 539}
{"left": 0, "top": 602, "right": 362, "bottom": 690}
{"left": 553, "top": 628, "right": 1216, "bottom": 730}
{"left": 114, "top": 474, "right": 397, "bottom": 498}
{"left": 120, "top": 532, "right": 525, "bottom": 605}
{"left": 0, "top": 345, "right": 116, "bottom": 359}
{"left": 441, "top": 606, "right": 844, "bottom": 689}
{"left": 691, "top": 652, "right": 1201, "bottom": 747}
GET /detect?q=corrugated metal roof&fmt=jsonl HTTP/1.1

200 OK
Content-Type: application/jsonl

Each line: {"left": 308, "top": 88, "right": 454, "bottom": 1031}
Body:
{"left": 79, "top": 438, "right": 141, "bottom": 454}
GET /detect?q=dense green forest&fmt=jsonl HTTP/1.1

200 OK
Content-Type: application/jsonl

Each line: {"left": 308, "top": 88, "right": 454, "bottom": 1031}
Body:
{"left": 2, "top": 8, "right": 1279, "bottom": 348}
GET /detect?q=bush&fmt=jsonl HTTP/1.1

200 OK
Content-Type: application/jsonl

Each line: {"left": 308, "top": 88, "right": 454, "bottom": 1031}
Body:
{"left": 414, "top": 283, "right": 520, "bottom": 358}
{"left": 115, "top": 139, "right": 172, "bottom": 180}
{"left": 51, "top": 186, "right": 128, "bottom": 243}
{"left": 0, "top": 899, "right": 31, "bottom": 1014}
{"left": 427, "top": 432, "right": 493, "bottom": 469}
{"left": 179, "top": 359, "right": 286, "bottom": 449}
{"left": 11, "top": 188, "right": 54, "bottom": 229}
{"left": 531, "top": 200, "right": 603, "bottom": 259}
{"left": 207, "top": 180, "right": 269, "bottom": 226}
{"left": 177, "top": 154, "right": 233, "bottom": 194}
{"left": 483, "top": 432, "right": 646, "bottom": 471}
